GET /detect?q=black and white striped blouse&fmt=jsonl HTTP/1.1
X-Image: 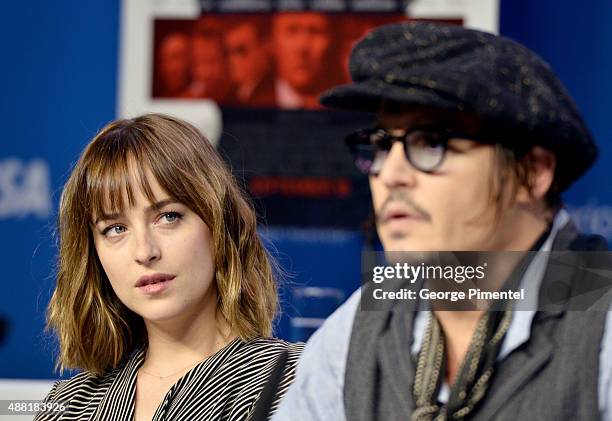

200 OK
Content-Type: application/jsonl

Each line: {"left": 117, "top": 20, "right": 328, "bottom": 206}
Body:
{"left": 34, "top": 337, "right": 303, "bottom": 420}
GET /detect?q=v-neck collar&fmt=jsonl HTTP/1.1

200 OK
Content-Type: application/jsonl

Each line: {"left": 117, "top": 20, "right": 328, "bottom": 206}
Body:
{"left": 91, "top": 338, "right": 244, "bottom": 421}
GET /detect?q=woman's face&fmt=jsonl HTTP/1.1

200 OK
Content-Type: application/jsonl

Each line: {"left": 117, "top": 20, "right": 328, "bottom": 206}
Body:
{"left": 92, "top": 168, "right": 216, "bottom": 324}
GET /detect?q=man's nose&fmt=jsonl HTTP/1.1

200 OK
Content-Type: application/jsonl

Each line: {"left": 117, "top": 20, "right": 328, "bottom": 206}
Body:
{"left": 376, "top": 142, "right": 418, "bottom": 188}
{"left": 133, "top": 229, "right": 161, "bottom": 265}
{"left": 292, "top": 30, "right": 310, "bottom": 51}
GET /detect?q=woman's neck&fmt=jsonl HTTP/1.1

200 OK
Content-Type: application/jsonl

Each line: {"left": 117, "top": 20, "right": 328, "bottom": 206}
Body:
{"left": 140, "top": 289, "right": 236, "bottom": 375}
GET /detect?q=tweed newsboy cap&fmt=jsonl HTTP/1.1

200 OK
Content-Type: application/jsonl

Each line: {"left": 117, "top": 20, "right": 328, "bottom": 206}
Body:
{"left": 321, "top": 22, "right": 597, "bottom": 191}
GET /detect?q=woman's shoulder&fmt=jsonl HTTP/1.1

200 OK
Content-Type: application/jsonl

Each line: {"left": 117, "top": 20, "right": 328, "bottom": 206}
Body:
{"left": 234, "top": 337, "right": 304, "bottom": 368}
{"left": 35, "top": 349, "right": 144, "bottom": 420}
{"left": 231, "top": 337, "right": 304, "bottom": 386}
{"left": 33, "top": 369, "right": 120, "bottom": 421}
{"left": 216, "top": 337, "right": 303, "bottom": 378}
{"left": 242, "top": 337, "right": 304, "bottom": 355}
{"left": 45, "top": 367, "right": 125, "bottom": 405}
{"left": 202, "top": 337, "right": 303, "bottom": 418}
{"left": 232, "top": 338, "right": 304, "bottom": 417}
{"left": 43, "top": 346, "right": 145, "bottom": 403}
{"left": 44, "top": 370, "right": 109, "bottom": 402}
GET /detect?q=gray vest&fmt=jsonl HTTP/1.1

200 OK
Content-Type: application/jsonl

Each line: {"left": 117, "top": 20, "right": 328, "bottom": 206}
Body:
{"left": 344, "top": 223, "right": 611, "bottom": 421}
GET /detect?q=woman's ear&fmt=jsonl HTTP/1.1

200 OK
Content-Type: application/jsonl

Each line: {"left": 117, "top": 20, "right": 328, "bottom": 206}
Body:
{"left": 516, "top": 145, "right": 556, "bottom": 204}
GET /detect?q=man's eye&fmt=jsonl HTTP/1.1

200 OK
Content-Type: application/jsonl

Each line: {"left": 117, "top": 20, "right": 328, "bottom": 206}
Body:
{"left": 411, "top": 132, "right": 445, "bottom": 148}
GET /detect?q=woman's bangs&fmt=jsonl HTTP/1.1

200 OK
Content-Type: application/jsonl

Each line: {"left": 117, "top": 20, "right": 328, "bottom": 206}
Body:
{"left": 85, "top": 144, "right": 157, "bottom": 224}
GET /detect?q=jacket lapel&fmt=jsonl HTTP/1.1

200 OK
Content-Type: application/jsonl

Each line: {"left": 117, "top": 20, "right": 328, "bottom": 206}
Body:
{"left": 473, "top": 323, "right": 555, "bottom": 420}
{"left": 377, "top": 308, "right": 417, "bottom": 417}
{"left": 474, "top": 220, "right": 583, "bottom": 419}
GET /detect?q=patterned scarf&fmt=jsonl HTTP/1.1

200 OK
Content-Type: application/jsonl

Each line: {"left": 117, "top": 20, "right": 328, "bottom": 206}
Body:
{"left": 411, "top": 307, "right": 513, "bottom": 421}
{"left": 410, "top": 228, "right": 552, "bottom": 421}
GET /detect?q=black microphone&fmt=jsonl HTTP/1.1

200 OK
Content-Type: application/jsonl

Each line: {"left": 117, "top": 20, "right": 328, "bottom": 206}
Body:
{"left": 250, "top": 349, "right": 289, "bottom": 421}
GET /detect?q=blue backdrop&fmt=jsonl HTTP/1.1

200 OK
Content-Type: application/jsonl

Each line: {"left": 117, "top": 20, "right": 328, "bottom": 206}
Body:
{"left": 1, "top": 0, "right": 611, "bottom": 379}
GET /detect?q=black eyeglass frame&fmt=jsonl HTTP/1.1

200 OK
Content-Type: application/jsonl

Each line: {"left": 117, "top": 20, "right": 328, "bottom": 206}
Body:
{"left": 344, "top": 126, "right": 494, "bottom": 175}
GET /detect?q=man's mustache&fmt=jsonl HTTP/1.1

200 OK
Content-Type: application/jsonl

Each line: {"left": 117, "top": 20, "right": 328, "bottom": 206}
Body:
{"left": 376, "top": 190, "right": 432, "bottom": 223}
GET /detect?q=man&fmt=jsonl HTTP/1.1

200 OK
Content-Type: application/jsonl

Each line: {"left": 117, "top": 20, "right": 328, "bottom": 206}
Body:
{"left": 224, "top": 18, "right": 275, "bottom": 107}
{"left": 156, "top": 32, "right": 190, "bottom": 97}
{"left": 272, "top": 13, "right": 334, "bottom": 109}
{"left": 184, "top": 19, "right": 231, "bottom": 102}
{"left": 272, "top": 22, "right": 612, "bottom": 420}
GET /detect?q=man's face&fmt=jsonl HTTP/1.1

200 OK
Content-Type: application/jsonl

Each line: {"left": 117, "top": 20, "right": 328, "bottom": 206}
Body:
{"left": 159, "top": 33, "right": 190, "bottom": 93}
{"left": 226, "top": 23, "right": 269, "bottom": 86}
{"left": 370, "top": 106, "right": 520, "bottom": 252}
{"left": 191, "top": 36, "right": 225, "bottom": 87}
{"left": 272, "top": 13, "right": 331, "bottom": 92}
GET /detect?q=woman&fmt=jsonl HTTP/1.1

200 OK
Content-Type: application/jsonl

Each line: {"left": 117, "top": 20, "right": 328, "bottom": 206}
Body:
{"left": 36, "top": 114, "right": 302, "bottom": 420}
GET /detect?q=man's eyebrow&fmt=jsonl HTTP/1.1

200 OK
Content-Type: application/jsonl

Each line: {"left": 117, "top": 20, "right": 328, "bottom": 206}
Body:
{"left": 94, "top": 199, "right": 179, "bottom": 224}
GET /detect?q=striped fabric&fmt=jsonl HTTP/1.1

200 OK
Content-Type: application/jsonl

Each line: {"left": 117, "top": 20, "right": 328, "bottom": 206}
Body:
{"left": 34, "top": 338, "right": 303, "bottom": 420}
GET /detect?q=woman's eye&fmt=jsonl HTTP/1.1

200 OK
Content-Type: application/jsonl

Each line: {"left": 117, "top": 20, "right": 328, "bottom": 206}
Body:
{"left": 160, "top": 211, "right": 182, "bottom": 224}
{"left": 102, "top": 225, "right": 126, "bottom": 237}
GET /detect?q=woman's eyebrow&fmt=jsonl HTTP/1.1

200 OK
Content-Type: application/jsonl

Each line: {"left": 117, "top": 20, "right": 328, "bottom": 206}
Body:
{"left": 94, "top": 211, "right": 121, "bottom": 225}
{"left": 144, "top": 198, "right": 179, "bottom": 212}
{"left": 94, "top": 199, "right": 179, "bottom": 224}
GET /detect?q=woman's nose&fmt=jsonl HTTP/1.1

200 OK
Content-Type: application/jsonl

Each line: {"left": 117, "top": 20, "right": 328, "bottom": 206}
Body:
{"left": 133, "top": 230, "right": 161, "bottom": 265}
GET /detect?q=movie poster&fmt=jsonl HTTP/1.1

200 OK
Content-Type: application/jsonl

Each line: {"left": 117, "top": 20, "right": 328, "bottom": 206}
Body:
{"left": 151, "top": 13, "right": 413, "bottom": 107}
{"left": 120, "top": 0, "right": 490, "bottom": 228}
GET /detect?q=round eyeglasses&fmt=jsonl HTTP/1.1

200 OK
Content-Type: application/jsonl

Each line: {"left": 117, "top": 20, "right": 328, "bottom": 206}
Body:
{"left": 345, "top": 126, "right": 481, "bottom": 175}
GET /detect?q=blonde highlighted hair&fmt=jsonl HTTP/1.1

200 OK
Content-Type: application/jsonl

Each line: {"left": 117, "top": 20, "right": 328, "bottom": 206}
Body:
{"left": 48, "top": 114, "right": 277, "bottom": 375}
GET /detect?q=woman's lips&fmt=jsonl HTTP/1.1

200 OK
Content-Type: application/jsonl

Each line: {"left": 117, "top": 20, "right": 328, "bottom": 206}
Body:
{"left": 137, "top": 278, "right": 174, "bottom": 295}
{"left": 135, "top": 273, "right": 176, "bottom": 295}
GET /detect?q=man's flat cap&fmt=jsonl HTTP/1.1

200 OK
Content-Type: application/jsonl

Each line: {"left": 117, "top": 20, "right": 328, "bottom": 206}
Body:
{"left": 321, "top": 22, "right": 596, "bottom": 191}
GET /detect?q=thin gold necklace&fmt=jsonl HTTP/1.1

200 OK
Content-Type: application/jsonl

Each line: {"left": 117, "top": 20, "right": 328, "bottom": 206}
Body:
{"left": 139, "top": 356, "right": 208, "bottom": 380}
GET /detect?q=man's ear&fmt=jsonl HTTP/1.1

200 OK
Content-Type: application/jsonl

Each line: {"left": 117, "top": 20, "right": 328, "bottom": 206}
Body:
{"left": 516, "top": 146, "right": 556, "bottom": 204}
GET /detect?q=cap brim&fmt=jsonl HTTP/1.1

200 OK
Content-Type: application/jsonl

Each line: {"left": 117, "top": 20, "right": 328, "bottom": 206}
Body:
{"left": 319, "top": 80, "right": 460, "bottom": 112}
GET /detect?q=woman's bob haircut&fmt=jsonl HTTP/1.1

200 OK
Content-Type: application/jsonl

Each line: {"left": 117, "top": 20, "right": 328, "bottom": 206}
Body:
{"left": 48, "top": 113, "right": 277, "bottom": 375}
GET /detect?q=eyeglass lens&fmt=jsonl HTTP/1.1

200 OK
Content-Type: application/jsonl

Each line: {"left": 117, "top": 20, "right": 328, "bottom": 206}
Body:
{"left": 350, "top": 129, "right": 447, "bottom": 175}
